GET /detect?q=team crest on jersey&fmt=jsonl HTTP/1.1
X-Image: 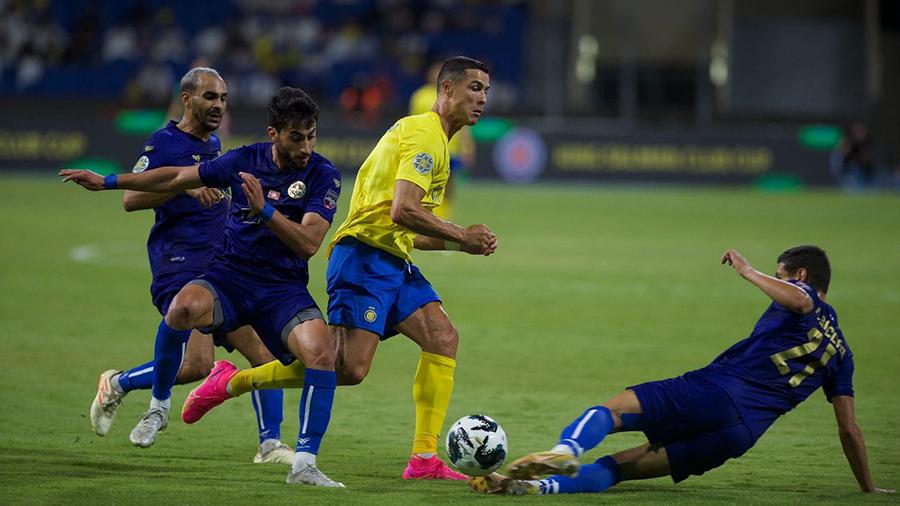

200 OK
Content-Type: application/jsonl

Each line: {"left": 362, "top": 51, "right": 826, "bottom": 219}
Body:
{"left": 364, "top": 307, "right": 377, "bottom": 323}
{"left": 413, "top": 152, "right": 434, "bottom": 175}
{"left": 143, "top": 145, "right": 154, "bottom": 152}
{"left": 192, "top": 154, "right": 201, "bottom": 162}
{"left": 323, "top": 189, "right": 339, "bottom": 210}
{"left": 132, "top": 155, "right": 150, "bottom": 173}
{"left": 288, "top": 181, "right": 306, "bottom": 199}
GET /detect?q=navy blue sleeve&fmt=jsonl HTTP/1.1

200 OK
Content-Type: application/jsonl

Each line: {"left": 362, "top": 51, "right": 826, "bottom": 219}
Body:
{"left": 132, "top": 131, "right": 171, "bottom": 173}
{"left": 304, "top": 162, "right": 341, "bottom": 223}
{"left": 823, "top": 354, "right": 855, "bottom": 401}
{"left": 198, "top": 147, "right": 242, "bottom": 188}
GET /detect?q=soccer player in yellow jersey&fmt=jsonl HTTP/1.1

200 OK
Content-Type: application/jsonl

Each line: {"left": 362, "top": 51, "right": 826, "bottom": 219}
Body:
{"left": 328, "top": 56, "right": 497, "bottom": 480}
{"left": 409, "top": 61, "right": 475, "bottom": 220}
{"left": 177, "top": 56, "right": 497, "bottom": 481}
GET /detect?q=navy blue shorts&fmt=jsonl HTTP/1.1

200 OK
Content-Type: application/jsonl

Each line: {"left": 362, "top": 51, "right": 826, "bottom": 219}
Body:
{"left": 151, "top": 271, "right": 201, "bottom": 316}
{"left": 326, "top": 237, "right": 440, "bottom": 339}
{"left": 151, "top": 271, "right": 231, "bottom": 350}
{"left": 629, "top": 370, "right": 754, "bottom": 483}
{"left": 187, "top": 263, "right": 323, "bottom": 365}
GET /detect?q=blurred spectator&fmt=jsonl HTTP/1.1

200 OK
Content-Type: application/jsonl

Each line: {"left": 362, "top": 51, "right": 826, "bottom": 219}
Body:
{"left": 830, "top": 120, "right": 886, "bottom": 191}
{"left": 1, "top": 0, "right": 525, "bottom": 114}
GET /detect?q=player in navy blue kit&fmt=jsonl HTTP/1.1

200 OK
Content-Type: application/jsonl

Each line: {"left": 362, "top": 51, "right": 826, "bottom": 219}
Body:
{"left": 87, "top": 67, "right": 294, "bottom": 465}
{"left": 61, "top": 87, "right": 345, "bottom": 487}
{"left": 472, "top": 246, "right": 893, "bottom": 496}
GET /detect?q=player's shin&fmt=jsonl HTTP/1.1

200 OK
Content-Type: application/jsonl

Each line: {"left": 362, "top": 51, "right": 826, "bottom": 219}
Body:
{"left": 292, "top": 369, "right": 336, "bottom": 471}
{"left": 252, "top": 389, "right": 284, "bottom": 444}
{"left": 555, "top": 406, "right": 615, "bottom": 457}
{"left": 151, "top": 320, "right": 192, "bottom": 408}
{"left": 411, "top": 352, "right": 456, "bottom": 456}
{"left": 538, "top": 456, "right": 621, "bottom": 494}
{"left": 229, "top": 360, "right": 305, "bottom": 396}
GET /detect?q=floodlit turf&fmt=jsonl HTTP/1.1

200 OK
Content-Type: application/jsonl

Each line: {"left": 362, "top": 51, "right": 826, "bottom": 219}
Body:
{"left": 1, "top": 175, "right": 898, "bottom": 505}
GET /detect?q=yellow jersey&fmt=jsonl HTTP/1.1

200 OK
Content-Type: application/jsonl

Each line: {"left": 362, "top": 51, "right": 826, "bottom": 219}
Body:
{"left": 409, "top": 85, "right": 465, "bottom": 156}
{"left": 330, "top": 111, "right": 449, "bottom": 261}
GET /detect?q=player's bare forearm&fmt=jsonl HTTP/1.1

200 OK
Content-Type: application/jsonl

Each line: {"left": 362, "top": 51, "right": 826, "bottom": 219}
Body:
{"left": 832, "top": 396, "right": 892, "bottom": 494}
{"left": 117, "top": 166, "right": 202, "bottom": 193}
{"left": 392, "top": 180, "right": 497, "bottom": 255}
{"left": 122, "top": 190, "right": 178, "bottom": 211}
{"left": 393, "top": 199, "right": 465, "bottom": 242}
{"left": 266, "top": 212, "right": 330, "bottom": 260}
{"left": 721, "top": 249, "right": 813, "bottom": 313}
{"left": 413, "top": 235, "right": 449, "bottom": 250}
{"left": 839, "top": 422, "right": 877, "bottom": 492}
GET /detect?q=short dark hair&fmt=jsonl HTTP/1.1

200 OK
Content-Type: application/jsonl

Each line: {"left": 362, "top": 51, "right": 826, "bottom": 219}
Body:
{"left": 436, "top": 56, "right": 490, "bottom": 91}
{"left": 268, "top": 87, "right": 319, "bottom": 131}
{"left": 180, "top": 67, "right": 223, "bottom": 94}
{"left": 777, "top": 245, "right": 831, "bottom": 293}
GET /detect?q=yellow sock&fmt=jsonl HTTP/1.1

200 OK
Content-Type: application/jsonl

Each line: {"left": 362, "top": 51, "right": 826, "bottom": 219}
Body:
{"left": 411, "top": 351, "right": 456, "bottom": 455}
{"left": 228, "top": 359, "right": 305, "bottom": 396}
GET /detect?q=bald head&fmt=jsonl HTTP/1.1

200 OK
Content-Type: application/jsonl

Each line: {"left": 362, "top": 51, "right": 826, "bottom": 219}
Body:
{"left": 180, "top": 67, "right": 223, "bottom": 94}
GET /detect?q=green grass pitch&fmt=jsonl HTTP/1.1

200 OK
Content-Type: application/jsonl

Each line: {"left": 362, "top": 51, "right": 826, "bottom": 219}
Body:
{"left": 1, "top": 175, "right": 897, "bottom": 505}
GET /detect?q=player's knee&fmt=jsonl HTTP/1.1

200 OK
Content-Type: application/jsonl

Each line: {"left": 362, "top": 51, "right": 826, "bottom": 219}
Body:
{"left": 301, "top": 344, "right": 335, "bottom": 371}
{"left": 424, "top": 324, "right": 458, "bottom": 356}
{"left": 165, "top": 299, "right": 199, "bottom": 330}
{"left": 337, "top": 362, "right": 370, "bottom": 386}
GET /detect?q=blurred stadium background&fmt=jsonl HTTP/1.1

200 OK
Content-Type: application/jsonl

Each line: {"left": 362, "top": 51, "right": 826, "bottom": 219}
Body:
{"left": 2, "top": 0, "right": 900, "bottom": 187}
{"left": 1, "top": 1, "right": 899, "bottom": 504}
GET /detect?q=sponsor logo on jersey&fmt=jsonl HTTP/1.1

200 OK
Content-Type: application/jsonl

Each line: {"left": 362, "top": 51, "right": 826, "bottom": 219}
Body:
{"left": 192, "top": 154, "right": 201, "bottom": 162}
{"left": 267, "top": 190, "right": 281, "bottom": 200}
{"left": 143, "top": 145, "right": 154, "bottom": 152}
{"left": 332, "top": 178, "right": 341, "bottom": 188}
{"left": 288, "top": 180, "right": 306, "bottom": 199}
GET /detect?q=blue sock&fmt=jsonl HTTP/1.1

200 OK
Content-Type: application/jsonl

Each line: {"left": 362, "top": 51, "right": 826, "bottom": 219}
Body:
{"left": 116, "top": 360, "right": 155, "bottom": 393}
{"left": 252, "top": 389, "right": 284, "bottom": 444}
{"left": 540, "top": 455, "right": 621, "bottom": 494}
{"left": 295, "top": 368, "right": 336, "bottom": 455}
{"left": 620, "top": 413, "right": 646, "bottom": 431}
{"left": 558, "top": 406, "right": 614, "bottom": 457}
{"left": 151, "top": 320, "right": 191, "bottom": 401}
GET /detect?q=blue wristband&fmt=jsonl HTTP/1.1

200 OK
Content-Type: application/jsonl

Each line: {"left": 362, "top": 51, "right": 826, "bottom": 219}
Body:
{"left": 103, "top": 173, "right": 118, "bottom": 190}
{"left": 260, "top": 203, "right": 276, "bottom": 222}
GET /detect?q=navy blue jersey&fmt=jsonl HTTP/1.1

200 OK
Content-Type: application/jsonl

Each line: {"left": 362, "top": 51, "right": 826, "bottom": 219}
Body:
{"left": 135, "top": 121, "right": 226, "bottom": 280}
{"left": 698, "top": 280, "right": 854, "bottom": 440}
{"left": 198, "top": 143, "right": 341, "bottom": 284}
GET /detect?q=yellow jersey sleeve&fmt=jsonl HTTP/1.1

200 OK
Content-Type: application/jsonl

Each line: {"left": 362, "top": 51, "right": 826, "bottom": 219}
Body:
{"left": 396, "top": 119, "right": 444, "bottom": 193}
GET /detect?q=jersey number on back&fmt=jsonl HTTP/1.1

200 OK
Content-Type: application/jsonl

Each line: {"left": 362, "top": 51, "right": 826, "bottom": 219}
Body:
{"left": 769, "top": 317, "right": 840, "bottom": 388}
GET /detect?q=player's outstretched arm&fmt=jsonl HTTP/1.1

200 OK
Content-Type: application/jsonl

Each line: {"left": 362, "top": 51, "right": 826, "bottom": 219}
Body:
{"left": 393, "top": 180, "right": 497, "bottom": 256}
{"left": 239, "top": 172, "right": 329, "bottom": 259}
{"left": 59, "top": 165, "right": 204, "bottom": 194}
{"left": 721, "top": 249, "right": 813, "bottom": 314}
{"left": 832, "top": 395, "right": 895, "bottom": 494}
{"left": 122, "top": 187, "right": 224, "bottom": 212}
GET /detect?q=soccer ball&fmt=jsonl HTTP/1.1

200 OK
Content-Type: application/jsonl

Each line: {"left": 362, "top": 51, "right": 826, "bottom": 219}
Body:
{"left": 445, "top": 415, "right": 507, "bottom": 476}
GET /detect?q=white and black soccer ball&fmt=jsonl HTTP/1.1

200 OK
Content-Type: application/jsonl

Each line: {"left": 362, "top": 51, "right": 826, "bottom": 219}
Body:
{"left": 445, "top": 414, "right": 508, "bottom": 476}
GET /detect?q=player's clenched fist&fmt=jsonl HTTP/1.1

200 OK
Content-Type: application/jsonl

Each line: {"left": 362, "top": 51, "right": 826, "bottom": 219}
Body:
{"left": 59, "top": 169, "right": 105, "bottom": 191}
{"left": 721, "top": 248, "right": 752, "bottom": 275}
{"left": 461, "top": 224, "right": 498, "bottom": 256}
